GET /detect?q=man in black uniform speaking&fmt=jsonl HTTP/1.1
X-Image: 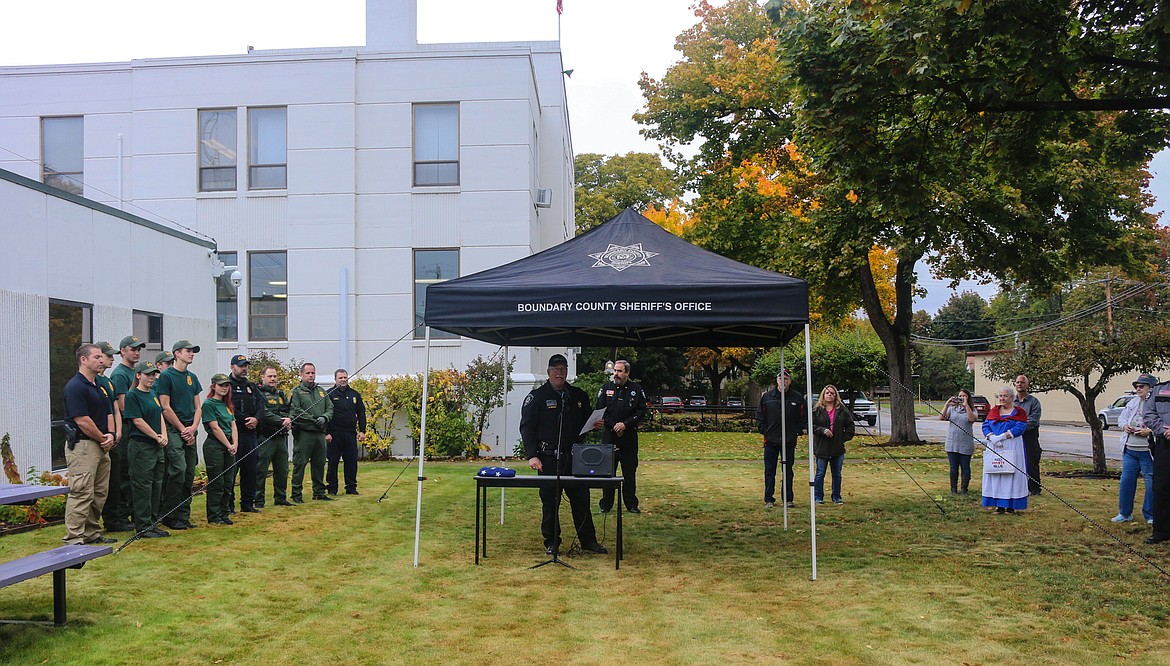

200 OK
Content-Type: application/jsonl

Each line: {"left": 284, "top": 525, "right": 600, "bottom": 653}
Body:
{"left": 520, "top": 354, "right": 608, "bottom": 556}
{"left": 596, "top": 359, "right": 647, "bottom": 514}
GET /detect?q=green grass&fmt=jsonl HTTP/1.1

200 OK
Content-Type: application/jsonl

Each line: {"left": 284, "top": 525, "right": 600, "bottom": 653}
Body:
{"left": 2, "top": 437, "right": 1168, "bottom": 665}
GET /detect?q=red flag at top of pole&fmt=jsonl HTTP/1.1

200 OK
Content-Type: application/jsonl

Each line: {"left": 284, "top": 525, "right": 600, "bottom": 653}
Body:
{"left": 557, "top": 0, "right": 563, "bottom": 15}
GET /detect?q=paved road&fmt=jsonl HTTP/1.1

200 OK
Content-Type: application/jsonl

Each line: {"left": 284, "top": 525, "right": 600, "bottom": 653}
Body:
{"left": 860, "top": 409, "right": 1121, "bottom": 465}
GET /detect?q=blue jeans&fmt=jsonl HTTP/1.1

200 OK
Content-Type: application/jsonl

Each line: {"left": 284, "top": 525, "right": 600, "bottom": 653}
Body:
{"left": 1119, "top": 446, "right": 1154, "bottom": 521}
{"left": 814, "top": 454, "right": 844, "bottom": 503}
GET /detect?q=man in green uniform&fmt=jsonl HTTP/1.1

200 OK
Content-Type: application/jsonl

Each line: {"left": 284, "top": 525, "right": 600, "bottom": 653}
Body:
{"left": 255, "top": 365, "right": 294, "bottom": 508}
{"left": 155, "top": 350, "right": 174, "bottom": 374}
{"left": 289, "top": 362, "right": 332, "bottom": 502}
{"left": 155, "top": 340, "right": 203, "bottom": 530}
{"left": 105, "top": 335, "right": 145, "bottom": 533}
{"left": 94, "top": 342, "right": 123, "bottom": 531}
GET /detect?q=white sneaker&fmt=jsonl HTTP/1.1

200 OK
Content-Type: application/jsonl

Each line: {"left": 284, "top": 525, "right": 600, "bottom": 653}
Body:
{"left": 1149, "top": 519, "right": 1155, "bottom": 525}
{"left": 765, "top": 501, "right": 774, "bottom": 510}
{"left": 1111, "top": 514, "right": 1133, "bottom": 523}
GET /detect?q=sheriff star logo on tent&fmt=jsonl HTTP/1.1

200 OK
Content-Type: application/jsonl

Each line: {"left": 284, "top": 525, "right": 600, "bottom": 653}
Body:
{"left": 588, "top": 243, "right": 658, "bottom": 271}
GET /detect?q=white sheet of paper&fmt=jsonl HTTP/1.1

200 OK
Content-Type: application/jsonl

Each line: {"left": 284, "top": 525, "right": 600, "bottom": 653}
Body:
{"left": 579, "top": 408, "right": 607, "bottom": 436}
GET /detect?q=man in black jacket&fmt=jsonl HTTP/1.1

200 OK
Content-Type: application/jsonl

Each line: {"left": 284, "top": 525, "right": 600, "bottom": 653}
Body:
{"left": 595, "top": 359, "right": 647, "bottom": 513}
{"left": 757, "top": 370, "right": 805, "bottom": 509}
{"left": 520, "top": 354, "right": 607, "bottom": 555}
{"left": 326, "top": 369, "right": 366, "bottom": 495}
{"left": 228, "top": 354, "right": 266, "bottom": 513}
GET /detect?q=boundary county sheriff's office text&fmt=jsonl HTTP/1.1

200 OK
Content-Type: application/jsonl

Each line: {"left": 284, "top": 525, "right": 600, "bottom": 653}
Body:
{"left": 517, "top": 301, "right": 714, "bottom": 313}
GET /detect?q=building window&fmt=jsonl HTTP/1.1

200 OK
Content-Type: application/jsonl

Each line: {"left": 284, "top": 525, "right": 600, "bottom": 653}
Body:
{"left": 249, "top": 107, "right": 287, "bottom": 189}
{"left": 249, "top": 251, "right": 287, "bottom": 340}
{"left": 49, "top": 299, "right": 92, "bottom": 470}
{"left": 414, "top": 249, "right": 459, "bottom": 338}
{"left": 133, "top": 310, "right": 164, "bottom": 352}
{"left": 413, "top": 103, "right": 459, "bottom": 186}
{"left": 42, "top": 116, "right": 83, "bottom": 195}
{"left": 216, "top": 252, "right": 239, "bottom": 341}
{"left": 199, "top": 109, "right": 237, "bottom": 191}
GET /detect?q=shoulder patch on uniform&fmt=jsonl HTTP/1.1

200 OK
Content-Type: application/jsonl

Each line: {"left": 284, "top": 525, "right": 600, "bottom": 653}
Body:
{"left": 523, "top": 394, "right": 533, "bottom": 407}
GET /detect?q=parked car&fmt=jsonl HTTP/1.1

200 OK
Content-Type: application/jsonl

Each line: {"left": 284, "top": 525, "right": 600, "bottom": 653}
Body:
{"left": 659, "top": 396, "right": 685, "bottom": 413}
{"left": 970, "top": 395, "right": 991, "bottom": 421}
{"left": 724, "top": 396, "right": 745, "bottom": 408}
{"left": 687, "top": 395, "right": 708, "bottom": 407}
{"left": 839, "top": 389, "right": 878, "bottom": 427}
{"left": 1098, "top": 393, "right": 1138, "bottom": 430}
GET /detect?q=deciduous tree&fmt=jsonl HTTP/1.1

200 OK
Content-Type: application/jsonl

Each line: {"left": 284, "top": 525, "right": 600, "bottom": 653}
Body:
{"left": 574, "top": 152, "right": 682, "bottom": 233}
{"left": 984, "top": 277, "right": 1170, "bottom": 474}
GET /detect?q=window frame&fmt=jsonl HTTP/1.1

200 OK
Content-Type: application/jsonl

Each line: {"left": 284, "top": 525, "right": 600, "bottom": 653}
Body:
{"left": 412, "top": 103, "right": 460, "bottom": 187}
{"left": 198, "top": 108, "right": 238, "bottom": 192}
{"left": 41, "top": 116, "right": 84, "bottom": 195}
{"left": 248, "top": 250, "right": 288, "bottom": 341}
{"left": 413, "top": 248, "right": 460, "bottom": 339}
{"left": 132, "top": 310, "right": 164, "bottom": 352}
{"left": 216, "top": 251, "right": 240, "bottom": 342}
{"left": 248, "top": 107, "right": 288, "bottom": 190}
{"left": 48, "top": 299, "right": 93, "bottom": 470}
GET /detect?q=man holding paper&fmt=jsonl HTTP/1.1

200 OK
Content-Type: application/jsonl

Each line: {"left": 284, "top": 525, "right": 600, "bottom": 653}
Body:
{"left": 595, "top": 359, "right": 647, "bottom": 514}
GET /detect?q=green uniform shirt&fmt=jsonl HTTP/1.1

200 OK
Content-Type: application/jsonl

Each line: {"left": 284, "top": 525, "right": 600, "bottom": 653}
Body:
{"left": 289, "top": 382, "right": 333, "bottom": 432}
{"left": 258, "top": 385, "right": 290, "bottom": 434}
{"left": 123, "top": 388, "right": 164, "bottom": 442}
{"left": 156, "top": 367, "right": 203, "bottom": 424}
{"left": 110, "top": 363, "right": 136, "bottom": 398}
{"left": 202, "top": 397, "right": 235, "bottom": 441}
{"left": 95, "top": 374, "right": 118, "bottom": 418}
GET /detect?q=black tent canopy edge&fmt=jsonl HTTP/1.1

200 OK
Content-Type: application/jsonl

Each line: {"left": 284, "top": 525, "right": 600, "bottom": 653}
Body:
{"left": 423, "top": 208, "right": 809, "bottom": 348}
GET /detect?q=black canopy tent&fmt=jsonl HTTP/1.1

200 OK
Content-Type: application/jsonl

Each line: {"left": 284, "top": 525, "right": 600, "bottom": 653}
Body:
{"left": 423, "top": 208, "right": 808, "bottom": 347}
{"left": 414, "top": 209, "right": 821, "bottom": 576}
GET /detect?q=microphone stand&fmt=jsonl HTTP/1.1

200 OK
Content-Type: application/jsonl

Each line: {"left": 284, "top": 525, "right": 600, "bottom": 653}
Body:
{"left": 532, "top": 388, "right": 573, "bottom": 569}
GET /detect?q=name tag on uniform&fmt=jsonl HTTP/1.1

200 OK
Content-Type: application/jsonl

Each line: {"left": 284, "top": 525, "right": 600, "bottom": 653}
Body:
{"left": 545, "top": 400, "right": 558, "bottom": 408}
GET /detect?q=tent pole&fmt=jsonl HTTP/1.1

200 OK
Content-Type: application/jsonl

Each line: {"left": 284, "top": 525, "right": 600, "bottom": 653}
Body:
{"left": 413, "top": 326, "right": 433, "bottom": 568}
{"left": 804, "top": 323, "right": 817, "bottom": 581}
{"left": 780, "top": 350, "right": 787, "bottom": 531}
{"left": 501, "top": 345, "right": 508, "bottom": 525}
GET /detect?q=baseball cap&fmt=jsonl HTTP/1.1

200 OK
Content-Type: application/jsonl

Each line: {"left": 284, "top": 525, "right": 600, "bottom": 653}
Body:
{"left": 155, "top": 351, "right": 175, "bottom": 365}
{"left": 172, "top": 340, "right": 201, "bottom": 353}
{"left": 210, "top": 373, "right": 231, "bottom": 385}
{"left": 96, "top": 341, "right": 116, "bottom": 356}
{"left": 230, "top": 354, "right": 250, "bottom": 366}
{"left": 1134, "top": 373, "right": 1159, "bottom": 388}
{"left": 118, "top": 335, "right": 147, "bottom": 351}
{"left": 133, "top": 361, "right": 160, "bottom": 374}
{"left": 547, "top": 353, "right": 568, "bottom": 367}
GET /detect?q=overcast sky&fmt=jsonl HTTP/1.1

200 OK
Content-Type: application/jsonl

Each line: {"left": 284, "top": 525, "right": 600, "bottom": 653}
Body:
{"left": 3, "top": 0, "right": 1165, "bottom": 313}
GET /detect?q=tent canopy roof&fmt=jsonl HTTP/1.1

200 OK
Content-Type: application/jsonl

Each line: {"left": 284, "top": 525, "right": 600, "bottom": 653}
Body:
{"left": 424, "top": 208, "right": 809, "bottom": 347}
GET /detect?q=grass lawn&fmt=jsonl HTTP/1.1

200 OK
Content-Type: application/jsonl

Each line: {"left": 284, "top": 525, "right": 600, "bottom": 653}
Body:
{"left": 2, "top": 435, "right": 1169, "bottom": 665}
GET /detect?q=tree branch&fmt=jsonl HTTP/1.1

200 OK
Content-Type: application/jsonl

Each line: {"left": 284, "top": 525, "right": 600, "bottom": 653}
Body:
{"left": 970, "top": 97, "right": 1170, "bottom": 112}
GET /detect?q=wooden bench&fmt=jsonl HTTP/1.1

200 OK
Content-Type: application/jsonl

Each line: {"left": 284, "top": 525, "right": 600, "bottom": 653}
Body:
{"left": 0, "top": 545, "right": 112, "bottom": 626}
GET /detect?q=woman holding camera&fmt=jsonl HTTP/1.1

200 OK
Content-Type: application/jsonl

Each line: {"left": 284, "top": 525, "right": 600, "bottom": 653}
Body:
{"left": 940, "top": 389, "right": 977, "bottom": 495}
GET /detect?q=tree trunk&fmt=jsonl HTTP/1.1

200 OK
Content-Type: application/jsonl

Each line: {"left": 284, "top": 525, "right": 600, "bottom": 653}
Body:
{"left": 857, "top": 253, "right": 923, "bottom": 444}
{"left": 1072, "top": 383, "right": 1108, "bottom": 475}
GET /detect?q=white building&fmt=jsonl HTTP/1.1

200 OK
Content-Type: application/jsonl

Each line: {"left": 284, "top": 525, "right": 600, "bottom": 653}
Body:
{"left": 0, "top": 0, "right": 576, "bottom": 460}
{"left": 0, "top": 168, "right": 217, "bottom": 475}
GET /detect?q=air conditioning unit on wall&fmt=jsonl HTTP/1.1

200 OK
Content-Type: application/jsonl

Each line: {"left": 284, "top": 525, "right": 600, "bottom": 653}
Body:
{"left": 535, "top": 188, "right": 553, "bottom": 208}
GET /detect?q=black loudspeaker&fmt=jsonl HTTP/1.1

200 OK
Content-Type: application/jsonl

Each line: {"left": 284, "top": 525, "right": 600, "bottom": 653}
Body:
{"left": 572, "top": 443, "right": 614, "bottom": 477}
